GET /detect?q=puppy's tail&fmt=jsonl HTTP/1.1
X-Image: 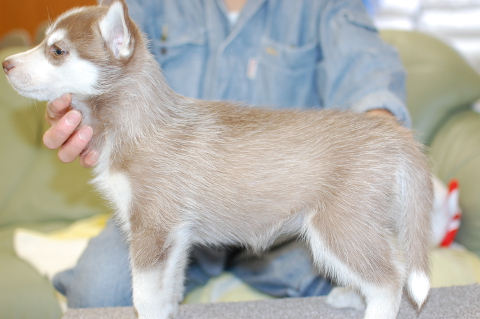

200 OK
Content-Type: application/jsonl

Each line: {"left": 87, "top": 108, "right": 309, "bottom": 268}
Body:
{"left": 407, "top": 270, "right": 430, "bottom": 309}
{"left": 397, "top": 144, "right": 433, "bottom": 309}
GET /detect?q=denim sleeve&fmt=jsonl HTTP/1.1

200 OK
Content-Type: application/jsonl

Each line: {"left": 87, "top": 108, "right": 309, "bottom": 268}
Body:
{"left": 317, "top": 0, "right": 411, "bottom": 127}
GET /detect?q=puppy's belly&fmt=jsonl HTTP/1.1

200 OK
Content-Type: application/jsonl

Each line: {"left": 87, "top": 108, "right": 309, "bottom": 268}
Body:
{"left": 189, "top": 208, "right": 305, "bottom": 250}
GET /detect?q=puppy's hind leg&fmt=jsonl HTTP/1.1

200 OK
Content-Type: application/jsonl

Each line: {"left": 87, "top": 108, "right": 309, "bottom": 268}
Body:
{"left": 304, "top": 219, "right": 404, "bottom": 319}
{"left": 326, "top": 286, "right": 365, "bottom": 310}
{"left": 358, "top": 282, "right": 403, "bottom": 319}
{"left": 326, "top": 285, "right": 403, "bottom": 319}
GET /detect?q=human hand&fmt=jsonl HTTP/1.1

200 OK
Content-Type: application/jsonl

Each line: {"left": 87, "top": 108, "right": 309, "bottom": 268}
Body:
{"left": 366, "top": 109, "right": 394, "bottom": 118}
{"left": 43, "top": 94, "right": 98, "bottom": 167}
{"left": 366, "top": 108, "right": 413, "bottom": 137}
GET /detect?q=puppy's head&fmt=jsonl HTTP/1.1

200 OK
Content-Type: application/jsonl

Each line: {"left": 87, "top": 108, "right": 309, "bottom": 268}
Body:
{"left": 2, "top": 0, "right": 139, "bottom": 101}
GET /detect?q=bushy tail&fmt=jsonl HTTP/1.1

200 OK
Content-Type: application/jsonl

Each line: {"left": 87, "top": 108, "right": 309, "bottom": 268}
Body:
{"left": 397, "top": 144, "right": 433, "bottom": 309}
{"left": 407, "top": 270, "right": 430, "bottom": 308}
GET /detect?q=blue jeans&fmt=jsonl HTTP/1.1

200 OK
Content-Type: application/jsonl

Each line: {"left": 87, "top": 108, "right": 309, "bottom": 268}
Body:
{"left": 53, "top": 219, "right": 332, "bottom": 307}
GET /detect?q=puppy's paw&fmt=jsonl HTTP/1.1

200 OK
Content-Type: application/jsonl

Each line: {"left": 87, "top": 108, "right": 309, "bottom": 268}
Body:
{"left": 326, "top": 287, "right": 366, "bottom": 310}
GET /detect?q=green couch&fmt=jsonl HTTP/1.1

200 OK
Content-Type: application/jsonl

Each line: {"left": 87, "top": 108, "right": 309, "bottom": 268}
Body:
{"left": 0, "top": 45, "right": 110, "bottom": 319}
{"left": 1, "top": 30, "right": 480, "bottom": 319}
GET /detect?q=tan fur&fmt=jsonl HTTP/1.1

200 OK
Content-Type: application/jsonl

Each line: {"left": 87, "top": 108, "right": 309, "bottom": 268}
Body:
{"left": 3, "top": 1, "right": 433, "bottom": 318}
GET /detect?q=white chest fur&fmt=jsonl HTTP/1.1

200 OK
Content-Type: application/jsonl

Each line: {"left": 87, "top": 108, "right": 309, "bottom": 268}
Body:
{"left": 92, "top": 141, "right": 132, "bottom": 236}
{"left": 99, "top": 172, "right": 132, "bottom": 234}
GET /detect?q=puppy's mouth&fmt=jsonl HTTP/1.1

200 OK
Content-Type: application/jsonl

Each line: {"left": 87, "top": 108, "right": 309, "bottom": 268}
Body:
{"left": 6, "top": 71, "right": 30, "bottom": 85}
{"left": 7, "top": 80, "right": 51, "bottom": 101}
{"left": 5, "top": 72, "right": 54, "bottom": 101}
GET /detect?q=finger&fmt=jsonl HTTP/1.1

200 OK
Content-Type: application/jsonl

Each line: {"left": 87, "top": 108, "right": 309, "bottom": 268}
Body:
{"left": 43, "top": 110, "right": 82, "bottom": 149}
{"left": 57, "top": 126, "right": 93, "bottom": 163}
{"left": 366, "top": 109, "right": 394, "bottom": 118}
{"left": 45, "top": 94, "right": 72, "bottom": 126}
{"left": 80, "top": 149, "right": 99, "bottom": 168}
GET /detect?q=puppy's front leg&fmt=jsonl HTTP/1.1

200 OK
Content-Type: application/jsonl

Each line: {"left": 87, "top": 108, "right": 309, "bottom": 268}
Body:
{"left": 130, "top": 226, "right": 190, "bottom": 319}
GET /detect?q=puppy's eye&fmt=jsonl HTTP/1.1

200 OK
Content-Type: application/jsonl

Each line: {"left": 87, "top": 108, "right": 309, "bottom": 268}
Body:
{"left": 52, "top": 45, "right": 67, "bottom": 56}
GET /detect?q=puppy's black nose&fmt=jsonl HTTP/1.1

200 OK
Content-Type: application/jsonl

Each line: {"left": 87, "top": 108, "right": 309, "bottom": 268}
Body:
{"left": 3, "top": 60, "right": 14, "bottom": 73}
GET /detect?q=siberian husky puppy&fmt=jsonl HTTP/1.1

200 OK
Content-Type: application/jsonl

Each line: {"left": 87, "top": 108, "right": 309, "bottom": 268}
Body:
{"left": 3, "top": 1, "right": 432, "bottom": 318}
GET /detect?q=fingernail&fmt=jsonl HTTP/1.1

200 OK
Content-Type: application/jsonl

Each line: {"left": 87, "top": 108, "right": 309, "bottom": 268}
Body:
{"left": 79, "top": 126, "right": 93, "bottom": 141}
{"left": 66, "top": 111, "right": 81, "bottom": 126}
{"left": 88, "top": 150, "right": 99, "bottom": 165}
{"left": 60, "top": 94, "right": 69, "bottom": 103}
{"left": 82, "top": 150, "right": 98, "bottom": 168}
{"left": 46, "top": 105, "right": 55, "bottom": 119}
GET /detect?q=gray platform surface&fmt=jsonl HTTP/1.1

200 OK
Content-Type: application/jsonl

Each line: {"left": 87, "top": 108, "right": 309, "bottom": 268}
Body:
{"left": 62, "top": 284, "right": 480, "bottom": 319}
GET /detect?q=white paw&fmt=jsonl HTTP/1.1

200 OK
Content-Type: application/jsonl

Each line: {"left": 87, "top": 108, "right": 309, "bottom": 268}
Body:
{"left": 326, "top": 287, "right": 366, "bottom": 310}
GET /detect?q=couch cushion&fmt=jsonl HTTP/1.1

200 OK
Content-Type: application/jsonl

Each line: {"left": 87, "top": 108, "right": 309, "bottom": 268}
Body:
{"left": 0, "top": 225, "right": 64, "bottom": 319}
{"left": 380, "top": 30, "right": 480, "bottom": 145}
{"left": 429, "top": 110, "right": 480, "bottom": 256}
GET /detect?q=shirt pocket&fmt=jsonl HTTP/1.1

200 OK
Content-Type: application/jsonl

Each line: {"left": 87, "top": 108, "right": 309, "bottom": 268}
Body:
{"left": 151, "top": 28, "right": 207, "bottom": 97}
{"left": 250, "top": 37, "right": 321, "bottom": 108}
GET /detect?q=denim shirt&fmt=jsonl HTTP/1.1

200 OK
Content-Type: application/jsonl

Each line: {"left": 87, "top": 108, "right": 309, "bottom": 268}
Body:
{"left": 126, "top": 0, "right": 411, "bottom": 127}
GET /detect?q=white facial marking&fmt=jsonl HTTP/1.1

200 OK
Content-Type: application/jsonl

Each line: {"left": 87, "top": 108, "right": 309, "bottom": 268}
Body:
{"left": 4, "top": 44, "right": 99, "bottom": 101}
{"left": 46, "top": 7, "right": 88, "bottom": 35}
{"left": 47, "top": 29, "right": 66, "bottom": 46}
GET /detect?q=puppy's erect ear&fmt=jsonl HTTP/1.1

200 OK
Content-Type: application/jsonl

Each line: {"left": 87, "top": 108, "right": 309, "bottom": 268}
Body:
{"left": 99, "top": 0, "right": 134, "bottom": 59}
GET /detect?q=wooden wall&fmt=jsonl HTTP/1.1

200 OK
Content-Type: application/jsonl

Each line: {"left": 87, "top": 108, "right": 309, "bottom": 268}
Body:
{"left": 0, "top": 0, "right": 96, "bottom": 41}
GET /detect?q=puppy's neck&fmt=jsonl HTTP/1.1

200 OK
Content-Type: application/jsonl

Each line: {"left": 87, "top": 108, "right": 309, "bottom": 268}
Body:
{"left": 74, "top": 48, "right": 188, "bottom": 152}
